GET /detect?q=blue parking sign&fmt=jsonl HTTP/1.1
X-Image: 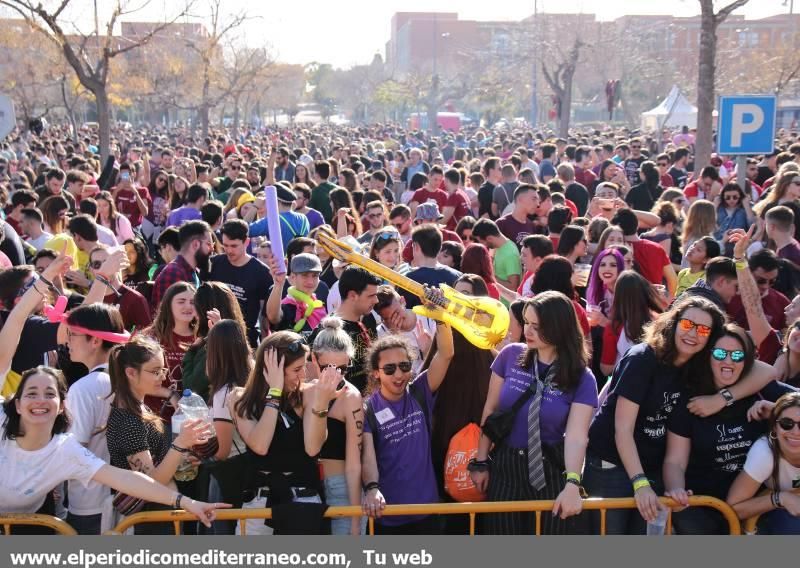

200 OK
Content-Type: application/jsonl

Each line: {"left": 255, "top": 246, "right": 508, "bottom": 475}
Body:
{"left": 718, "top": 95, "right": 777, "bottom": 155}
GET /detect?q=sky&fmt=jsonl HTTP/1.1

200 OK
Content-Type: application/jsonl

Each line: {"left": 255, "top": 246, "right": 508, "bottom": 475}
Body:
{"left": 2, "top": 0, "right": 793, "bottom": 68}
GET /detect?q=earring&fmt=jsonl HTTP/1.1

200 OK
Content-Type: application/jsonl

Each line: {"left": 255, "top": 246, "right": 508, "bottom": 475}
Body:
{"left": 769, "top": 431, "right": 778, "bottom": 441}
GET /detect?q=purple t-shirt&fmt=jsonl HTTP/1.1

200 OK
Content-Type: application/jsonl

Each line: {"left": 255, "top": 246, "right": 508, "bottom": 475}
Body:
{"left": 305, "top": 208, "right": 325, "bottom": 231}
{"left": 778, "top": 240, "right": 800, "bottom": 266}
{"left": 166, "top": 206, "right": 202, "bottom": 227}
{"left": 490, "top": 343, "right": 598, "bottom": 448}
{"left": 364, "top": 372, "right": 438, "bottom": 526}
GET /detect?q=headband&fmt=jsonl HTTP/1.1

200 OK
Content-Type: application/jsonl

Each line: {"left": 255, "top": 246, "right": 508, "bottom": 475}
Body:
{"left": 45, "top": 295, "right": 132, "bottom": 344}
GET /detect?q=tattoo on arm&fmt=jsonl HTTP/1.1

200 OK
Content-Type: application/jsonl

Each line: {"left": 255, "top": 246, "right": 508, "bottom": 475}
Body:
{"left": 128, "top": 456, "right": 152, "bottom": 476}
{"left": 353, "top": 408, "right": 364, "bottom": 453}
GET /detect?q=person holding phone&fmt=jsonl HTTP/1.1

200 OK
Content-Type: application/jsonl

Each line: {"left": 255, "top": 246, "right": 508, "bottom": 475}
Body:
{"left": 113, "top": 164, "right": 151, "bottom": 229}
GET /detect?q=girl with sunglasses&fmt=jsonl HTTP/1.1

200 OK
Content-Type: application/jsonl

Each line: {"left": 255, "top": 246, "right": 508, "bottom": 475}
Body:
{"left": 585, "top": 296, "right": 776, "bottom": 534}
{"left": 230, "top": 331, "right": 327, "bottom": 535}
{"left": 306, "top": 316, "right": 365, "bottom": 535}
{"left": 369, "top": 228, "right": 409, "bottom": 276}
{"left": 361, "top": 317, "right": 454, "bottom": 534}
{"left": 728, "top": 392, "right": 800, "bottom": 534}
{"left": 714, "top": 182, "right": 753, "bottom": 244}
{"left": 664, "top": 324, "right": 789, "bottom": 534}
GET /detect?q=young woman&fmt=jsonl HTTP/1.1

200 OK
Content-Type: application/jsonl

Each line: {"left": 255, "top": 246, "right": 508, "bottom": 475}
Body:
{"left": 584, "top": 296, "right": 775, "bottom": 534}
{"left": 531, "top": 255, "right": 591, "bottom": 339}
{"left": 123, "top": 237, "right": 154, "bottom": 289}
{"left": 586, "top": 248, "right": 626, "bottom": 326}
{"left": 596, "top": 225, "right": 625, "bottom": 254}
{"left": 460, "top": 243, "right": 500, "bottom": 299}
{"left": 105, "top": 337, "right": 221, "bottom": 534}
{"left": 230, "top": 331, "right": 324, "bottom": 536}
{"left": 169, "top": 175, "right": 190, "bottom": 211}
{"left": 714, "top": 182, "right": 753, "bottom": 243}
{"left": 144, "top": 281, "right": 196, "bottom": 418}
{"left": 664, "top": 324, "right": 783, "bottom": 534}
{"left": 361, "top": 319, "right": 455, "bottom": 534}
{"left": 471, "top": 291, "right": 598, "bottom": 534}
{"left": 306, "top": 317, "right": 365, "bottom": 535}
{"left": 294, "top": 162, "right": 316, "bottom": 188}
{"left": 96, "top": 191, "right": 134, "bottom": 242}
{"left": 0, "top": 365, "right": 225, "bottom": 533}
{"left": 145, "top": 172, "right": 171, "bottom": 238}
{"left": 453, "top": 273, "right": 489, "bottom": 297}
{"left": 204, "top": 319, "right": 252, "bottom": 534}
{"left": 556, "top": 226, "right": 588, "bottom": 266}
{"left": 754, "top": 168, "right": 800, "bottom": 219}
{"left": 369, "top": 229, "right": 408, "bottom": 275}
{"left": 727, "top": 392, "right": 800, "bottom": 534}
{"left": 181, "top": 281, "right": 247, "bottom": 401}
{"left": 437, "top": 241, "right": 464, "bottom": 271}
{"left": 455, "top": 216, "right": 477, "bottom": 244}
{"left": 40, "top": 195, "right": 69, "bottom": 235}
{"left": 642, "top": 201, "right": 681, "bottom": 266}
{"left": 680, "top": 199, "right": 716, "bottom": 269}
{"left": 330, "top": 188, "right": 362, "bottom": 238}
{"left": 774, "top": 319, "right": 800, "bottom": 387}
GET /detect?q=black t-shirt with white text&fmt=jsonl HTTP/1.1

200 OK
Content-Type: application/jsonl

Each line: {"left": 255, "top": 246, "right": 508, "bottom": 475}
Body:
{"left": 209, "top": 255, "right": 272, "bottom": 345}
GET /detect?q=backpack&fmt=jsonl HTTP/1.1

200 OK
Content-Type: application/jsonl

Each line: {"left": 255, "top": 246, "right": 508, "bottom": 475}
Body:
{"left": 444, "top": 423, "right": 486, "bottom": 502}
{"left": 364, "top": 380, "right": 431, "bottom": 439}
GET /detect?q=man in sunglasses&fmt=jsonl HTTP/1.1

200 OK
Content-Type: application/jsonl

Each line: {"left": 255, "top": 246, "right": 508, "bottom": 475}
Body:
{"left": 211, "top": 154, "right": 243, "bottom": 204}
{"left": 728, "top": 249, "right": 790, "bottom": 333}
{"left": 357, "top": 201, "right": 388, "bottom": 245}
{"left": 623, "top": 137, "right": 646, "bottom": 186}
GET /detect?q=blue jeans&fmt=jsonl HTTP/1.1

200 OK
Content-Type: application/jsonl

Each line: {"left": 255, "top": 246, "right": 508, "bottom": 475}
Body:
{"left": 582, "top": 454, "right": 662, "bottom": 535}
{"left": 672, "top": 506, "right": 728, "bottom": 535}
{"left": 66, "top": 513, "right": 102, "bottom": 535}
{"left": 758, "top": 509, "right": 800, "bottom": 535}
{"left": 324, "top": 474, "right": 365, "bottom": 535}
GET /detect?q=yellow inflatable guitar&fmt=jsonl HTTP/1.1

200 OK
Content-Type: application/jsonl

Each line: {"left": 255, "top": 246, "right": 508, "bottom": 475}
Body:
{"left": 316, "top": 227, "right": 509, "bottom": 350}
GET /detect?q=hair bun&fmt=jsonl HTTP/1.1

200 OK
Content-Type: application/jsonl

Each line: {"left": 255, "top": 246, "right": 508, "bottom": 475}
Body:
{"left": 320, "top": 316, "right": 344, "bottom": 331}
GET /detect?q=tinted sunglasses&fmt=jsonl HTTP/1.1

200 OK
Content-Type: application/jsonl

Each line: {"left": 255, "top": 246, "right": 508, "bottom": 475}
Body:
{"left": 755, "top": 277, "right": 777, "bottom": 286}
{"left": 711, "top": 348, "right": 745, "bottom": 363}
{"left": 375, "top": 230, "right": 399, "bottom": 242}
{"left": 678, "top": 318, "right": 712, "bottom": 338}
{"left": 777, "top": 418, "right": 800, "bottom": 431}
{"left": 286, "top": 339, "right": 307, "bottom": 354}
{"left": 380, "top": 361, "right": 413, "bottom": 375}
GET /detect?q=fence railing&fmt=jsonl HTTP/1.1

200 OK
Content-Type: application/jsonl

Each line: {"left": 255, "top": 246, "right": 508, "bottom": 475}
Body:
{"left": 0, "top": 514, "right": 78, "bottom": 535}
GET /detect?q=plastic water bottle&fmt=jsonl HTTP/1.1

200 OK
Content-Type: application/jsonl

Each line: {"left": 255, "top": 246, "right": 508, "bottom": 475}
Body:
{"left": 177, "top": 389, "right": 219, "bottom": 463}
{"left": 171, "top": 411, "right": 198, "bottom": 482}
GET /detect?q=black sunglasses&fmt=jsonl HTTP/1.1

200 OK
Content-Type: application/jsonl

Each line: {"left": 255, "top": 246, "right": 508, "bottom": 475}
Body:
{"left": 777, "top": 417, "right": 800, "bottom": 431}
{"left": 380, "top": 361, "right": 413, "bottom": 375}
{"left": 286, "top": 339, "right": 307, "bottom": 354}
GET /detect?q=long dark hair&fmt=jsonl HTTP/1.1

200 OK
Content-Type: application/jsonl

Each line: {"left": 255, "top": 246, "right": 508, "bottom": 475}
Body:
{"left": 66, "top": 303, "right": 125, "bottom": 352}
{"left": 147, "top": 281, "right": 196, "bottom": 349}
{"left": 768, "top": 392, "right": 800, "bottom": 491}
{"left": 2, "top": 366, "right": 69, "bottom": 440}
{"left": 519, "top": 291, "right": 587, "bottom": 392}
{"left": 692, "top": 323, "right": 755, "bottom": 397}
{"left": 642, "top": 296, "right": 725, "bottom": 367}
{"left": 107, "top": 337, "right": 165, "bottom": 432}
{"left": 532, "top": 255, "right": 575, "bottom": 298}
{"left": 234, "top": 331, "right": 308, "bottom": 421}
{"left": 193, "top": 281, "right": 246, "bottom": 339}
{"left": 206, "top": 319, "right": 252, "bottom": 399}
{"left": 610, "top": 271, "right": 662, "bottom": 344}
{"left": 124, "top": 237, "right": 152, "bottom": 280}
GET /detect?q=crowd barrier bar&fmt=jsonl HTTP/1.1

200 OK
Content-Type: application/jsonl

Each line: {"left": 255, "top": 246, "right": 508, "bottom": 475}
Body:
{"left": 741, "top": 489, "right": 800, "bottom": 535}
{"left": 0, "top": 513, "right": 78, "bottom": 535}
{"left": 108, "top": 496, "right": 741, "bottom": 536}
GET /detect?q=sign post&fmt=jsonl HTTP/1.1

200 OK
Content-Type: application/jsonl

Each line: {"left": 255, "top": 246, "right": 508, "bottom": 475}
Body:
{"left": 717, "top": 95, "right": 777, "bottom": 194}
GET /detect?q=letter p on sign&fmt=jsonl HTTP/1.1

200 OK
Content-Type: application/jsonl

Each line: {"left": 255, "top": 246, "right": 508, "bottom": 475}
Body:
{"left": 718, "top": 95, "right": 776, "bottom": 155}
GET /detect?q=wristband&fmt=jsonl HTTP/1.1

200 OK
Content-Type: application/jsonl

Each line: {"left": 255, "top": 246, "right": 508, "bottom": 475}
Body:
{"left": 630, "top": 473, "right": 648, "bottom": 483}
{"left": 566, "top": 471, "right": 582, "bottom": 484}
{"left": 171, "top": 443, "right": 189, "bottom": 454}
{"left": 633, "top": 478, "right": 651, "bottom": 492}
{"left": 268, "top": 388, "right": 283, "bottom": 398}
{"left": 37, "top": 274, "right": 59, "bottom": 295}
{"left": 565, "top": 477, "right": 582, "bottom": 488}
{"left": 735, "top": 260, "right": 748, "bottom": 271}
{"left": 264, "top": 401, "right": 280, "bottom": 411}
{"left": 363, "top": 481, "right": 380, "bottom": 492}
{"left": 772, "top": 491, "right": 784, "bottom": 509}
{"left": 174, "top": 493, "right": 184, "bottom": 509}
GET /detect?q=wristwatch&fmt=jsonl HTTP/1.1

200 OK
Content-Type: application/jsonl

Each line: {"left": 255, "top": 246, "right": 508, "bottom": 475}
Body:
{"left": 311, "top": 407, "right": 329, "bottom": 418}
{"left": 719, "top": 388, "right": 734, "bottom": 407}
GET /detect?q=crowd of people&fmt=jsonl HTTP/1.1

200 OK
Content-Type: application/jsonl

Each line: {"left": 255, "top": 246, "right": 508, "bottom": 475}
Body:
{"left": 2, "top": 120, "right": 800, "bottom": 535}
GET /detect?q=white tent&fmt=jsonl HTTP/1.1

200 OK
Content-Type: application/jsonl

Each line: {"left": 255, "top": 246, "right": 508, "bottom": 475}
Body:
{"left": 641, "top": 86, "right": 698, "bottom": 131}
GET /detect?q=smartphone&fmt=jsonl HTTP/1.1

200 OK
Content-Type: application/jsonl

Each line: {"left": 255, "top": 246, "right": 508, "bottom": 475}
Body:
{"left": 120, "top": 171, "right": 131, "bottom": 182}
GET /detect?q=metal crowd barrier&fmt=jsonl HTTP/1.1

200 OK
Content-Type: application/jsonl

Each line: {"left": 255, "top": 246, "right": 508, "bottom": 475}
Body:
{"left": 0, "top": 514, "right": 78, "bottom": 535}
{"left": 108, "top": 496, "right": 742, "bottom": 536}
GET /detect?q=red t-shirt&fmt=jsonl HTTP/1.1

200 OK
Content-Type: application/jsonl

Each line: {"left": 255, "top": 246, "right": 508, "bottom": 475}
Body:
{"left": 114, "top": 186, "right": 152, "bottom": 228}
{"left": 143, "top": 331, "right": 193, "bottom": 420}
{"left": 727, "top": 289, "right": 789, "bottom": 334}
{"left": 601, "top": 323, "right": 622, "bottom": 367}
{"left": 660, "top": 173, "right": 675, "bottom": 188}
{"left": 573, "top": 300, "right": 590, "bottom": 337}
{"left": 631, "top": 239, "right": 670, "bottom": 285}
{"left": 683, "top": 180, "right": 705, "bottom": 200}
{"left": 104, "top": 286, "right": 153, "bottom": 331}
{"left": 401, "top": 228, "right": 463, "bottom": 264}
{"left": 758, "top": 330, "right": 782, "bottom": 365}
{"left": 444, "top": 190, "right": 471, "bottom": 232}
{"left": 411, "top": 188, "right": 448, "bottom": 211}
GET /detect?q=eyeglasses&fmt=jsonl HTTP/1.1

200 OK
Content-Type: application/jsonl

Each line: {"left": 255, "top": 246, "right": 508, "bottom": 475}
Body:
{"left": 90, "top": 261, "right": 104, "bottom": 270}
{"left": 631, "top": 145, "right": 641, "bottom": 149}
{"left": 156, "top": 177, "right": 167, "bottom": 183}
{"left": 724, "top": 194, "right": 740, "bottom": 201}
{"left": 142, "top": 367, "right": 169, "bottom": 378}
{"left": 391, "top": 222, "right": 407, "bottom": 231}
{"left": 375, "top": 230, "right": 399, "bottom": 242}
{"left": 230, "top": 165, "right": 241, "bottom": 170}
{"left": 777, "top": 417, "right": 800, "bottom": 431}
{"left": 380, "top": 361, "right": 413, "bottom": 375}
{"left": 711, "top": 348, "right": 745, "bottom": 363}
{"left": 755, "top": 277, "right": 777, "bottom": 287}
{"left": 678, "top": 318, "right": 712, "bottom": 338}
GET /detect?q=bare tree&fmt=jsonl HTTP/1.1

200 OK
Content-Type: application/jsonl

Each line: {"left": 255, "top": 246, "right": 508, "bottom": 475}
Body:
{"left": 695, "top": 0, "right": 750, "bottom": 170}
{"left": 542, "top": 38, "right": 583, "bottom": 137}
{"left": 0, "top": 0, "right": 193, "bottom": 161}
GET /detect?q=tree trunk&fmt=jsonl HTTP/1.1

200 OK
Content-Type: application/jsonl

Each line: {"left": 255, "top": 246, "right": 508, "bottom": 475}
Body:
{"left": 559, "top": 70, "right": 574, "bottom": 138}
{"left": 695, "top": 1, "right": 717, "bottom": 172}
{"left": 95, "top": 87, "right": 111, "bottom": 163}
{"left": 426, "top": 75, "right": 440, "bottom": 135}
{"left": 232, "top": 95, "right": 240, "bottom": 140}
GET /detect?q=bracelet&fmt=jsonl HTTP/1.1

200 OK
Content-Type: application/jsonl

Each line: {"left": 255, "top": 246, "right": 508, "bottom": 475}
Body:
{"left": 37, "top": 274, "right": 59, "bottom": 295}
{"left": 174, "top": 493, "right": 184, "bottom": 509}
{"left": 772, "top": 491, "right": 784, "bottom": 509}
{"left": 632, "top": 478, "right": 651, "bottom": 492}
{"left": 268, "top": 388, "right": 283, "bottom": 398}
{"left": 264, "top": 400, "right": 280, "bottom": 411}
{"left": 630, "top": 473, "right": 648, "bottom": 483}
{"left": 467, "top": 458, "right": 491, "bottom": 472}
{"left": 170, "top": 443, "right": 189, "bottom": 454}
{"left": 735, "top": 260, "right": 748, "bottom": 271}
{"left": 31, "top": 282, "right": 48, "bottom": 296}
{"left": 363, "top": 481, "right": 380, "bottom": 492}
{"left": 566, "top": 471, "right": 582, "bottom": 484}
{"left": 565, "top": 477, "right": 582, "bottom": 488}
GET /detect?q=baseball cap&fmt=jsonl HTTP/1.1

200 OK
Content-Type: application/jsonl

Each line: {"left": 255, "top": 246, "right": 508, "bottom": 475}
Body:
{"left": 290, "top": 253, "right": 322, "bottom": 274}
{"left": 237, "top": 191, "right": 256, "bottom": 209}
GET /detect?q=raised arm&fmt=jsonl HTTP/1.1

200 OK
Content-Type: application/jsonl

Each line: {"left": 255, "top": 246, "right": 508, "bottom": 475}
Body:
{"left": 231, "top": 350, "right": 284, "bottom": 455}
{"left": 424, "top": 320, "right": 454, "bottom": 393}
{"left": 302, "top": 367, "right": 345, "bottom": 456}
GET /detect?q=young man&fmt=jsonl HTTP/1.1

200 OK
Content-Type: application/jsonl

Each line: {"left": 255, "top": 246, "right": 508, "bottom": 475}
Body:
{"left": 546, "top": 205, "right": 573, "bottom": 250}
{"left": 266, "top": 252, "right": 326, "bottom": 338}
{"left": 557, "top": 162, "right": 589, "bottom": 217}
{"left": 88, "top": 246, "right": 152, "bottom": 330}
{"left": 20, "top": 207, "right": 51, "bottom": 251}
{"left": 667, "top": 147, "right": 690, "bottom": 189}
{"left": 538, "top": 143, "right": 557, "bottom": 183}
{"left": 249, "top": 184, "right": 309, "bottom": 252}
{"left": 274, "top": 147, "right": 296, "bottom": 182}
{"left": 679, "top": 257, "right": 739, "bottom": 311}
{"left": 389, "top": 204, "right": 413, "bottom": 245}
{"left": 440, "top": 168, "right": 470, "bottom": 232}
{"left": 683, "top": 166, "right": 721, "bottom": 203}
{"left": 309, "top": 265, "right": 381, "bottom": 393}
{"left": 478, "top": 157, "right": 502, "bottom": 219}
{"left": 401, "top": 203, "right": 462, "bottom": 265}
{"left": 727, "top": 249, "right": 790, "bottom": 332}
{"left": 112, "top": 163, "right": 151, "bottom": 229}
{"left": 574, "top": 146, "right": 598, "bottom": 189}
{"left": 293, "top": 184, "right": 325, "bottom": 230}
{"left": 409, "top": 165, "right": 448, "bottom": 216}
{"left": 151, "top": 220, "right": 213, "bottom": 309}
{"left": 623, "top": 137, "right": 646, "bottom": 186}
{"left": 212, "top": 155, "right": 243, "bottom": 203}
{"left": 63, "top": 214, "right": 105, "bottom": 291}
{"left": 491, "top": 164, "right": 519, "bottom": 219}
{"left": 166, "top": 183, "right": 207, "bottom": 227}
{"left": 36, "top": 167, "right": 76, "bottom": 211}
{"left": 6, "top": 189, "right": 37, "bottom": 236}
{"left": 518, "top": 234, "right": 554, "bottom": 297}
{"left": 612, "top": 208, "right": 677, "bottom": 295}
{"left": 310, "top": 160, "right": 335, "bottom": 223}
{"left": 496, "top": 184, "right": 540, "bottom": 246}
{"left": 210, "top": 219, "right": 273, "bottom": 346}
{"left": 766, "top": 205, "right": 800, "bottom": 265}
{"left": 400, "top": 224, "right": 461, "bottom": 309}
{"left": 471, "top": 218, "right": 522, "bottom": 292}
{"left": 367, "top": 169, "right": 396, "bottom": 204}
{"left": 151, "top": 227, "right": 180, "bottom": 281}
{"left": 358, "top": 201, "right": 388, "bottom": 245}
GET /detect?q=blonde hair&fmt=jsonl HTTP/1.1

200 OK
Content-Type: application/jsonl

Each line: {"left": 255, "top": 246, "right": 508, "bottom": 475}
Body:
{"left": 681, "top": 199, "right": 716, "bottom": 247}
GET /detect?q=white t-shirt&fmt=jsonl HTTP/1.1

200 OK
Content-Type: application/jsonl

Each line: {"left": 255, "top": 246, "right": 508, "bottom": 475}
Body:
{"left": 65, "top": 366, "right": 112, "bottom": 515}
{"left": 0, "top": 403, "right": 105, "bottom": 513}
{"left": 743, "top": 436, "right": 800, "bottom": 490}
{"left": 210, "top": 385, "right": 246, "bottom": 459}
{"left": 96, "top": 224, "right": 119, "bottom": 248}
